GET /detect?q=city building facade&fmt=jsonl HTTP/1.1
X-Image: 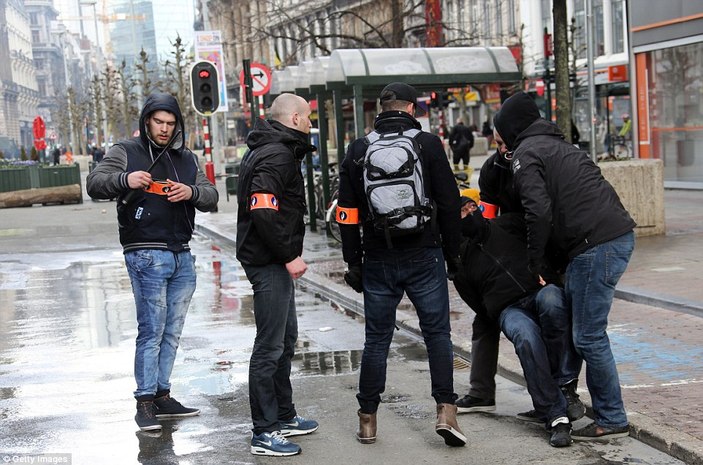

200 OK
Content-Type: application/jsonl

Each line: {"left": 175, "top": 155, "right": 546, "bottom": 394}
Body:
{"left": 0, "top": 0, "right": 39, "bottom": 155}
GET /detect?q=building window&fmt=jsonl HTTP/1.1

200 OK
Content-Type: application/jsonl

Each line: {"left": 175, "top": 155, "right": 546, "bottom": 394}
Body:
{"left": 507, "top": 0, "right": 516, "bottom": 34}
{"left": 646, "top": 41, "right": 703, "bottom": 182}
{"left": 573, "top": 0, "right": 586, "bottom": 60}
{"left": 495, "top": 0, "right": 502, "bottom": 38}
{"left": 594, "top": 0, "right": 604, "bottom": 55}
{"left": 30, "top": 13, "right": 38, "bottom": 25}
{"left": 611, "top": 0, "right": 624, "bottom": 54}
{"left": 32, "top": 30, "right": 40, "bottom": 43}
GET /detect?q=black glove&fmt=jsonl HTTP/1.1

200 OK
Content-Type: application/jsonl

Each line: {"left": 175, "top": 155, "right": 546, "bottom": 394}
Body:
{"left": 528, "top": 257, "right": 560, "bottom": 285}
{"left": 446, "top": 256, "right": 462, "bottom": 281}
{"left": 344, "top": 264, "right": 363, "bottom": 293}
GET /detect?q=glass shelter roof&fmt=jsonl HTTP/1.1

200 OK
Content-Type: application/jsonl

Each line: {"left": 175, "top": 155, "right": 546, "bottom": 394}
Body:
{"left": 271, "top": 47, "right": 521, "bottom": 94}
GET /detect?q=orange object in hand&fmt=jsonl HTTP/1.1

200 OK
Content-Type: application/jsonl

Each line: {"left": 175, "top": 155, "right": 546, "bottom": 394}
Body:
{"left": 144, "top": 181, "right": 173, "bottom": 195}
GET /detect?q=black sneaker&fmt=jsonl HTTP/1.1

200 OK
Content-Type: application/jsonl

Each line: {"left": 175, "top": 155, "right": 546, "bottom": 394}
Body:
{"left": 135, "top": 400, "right": 162, "bottom": 431}
{"left": 560, "top": 380, "right": 586, "bottom": 422}
{"left": 516, "top": 409, "right": 543, "bottom": 423}
{"left": 456, "top": 395, "right": 496, "bottom": 414}
{"left": 548, "top": 417, "right": 573, "bottom": 448}
{"left": 572, "top": 422, "right": 629, "bottom": 441}
{"left": 154, "top": 394, "right": 200, "bottom": 419}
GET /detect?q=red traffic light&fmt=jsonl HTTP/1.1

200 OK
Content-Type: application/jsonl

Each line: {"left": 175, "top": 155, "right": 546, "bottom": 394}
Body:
{"left": 199, "top": 69, "right": 211, "bottom": 79}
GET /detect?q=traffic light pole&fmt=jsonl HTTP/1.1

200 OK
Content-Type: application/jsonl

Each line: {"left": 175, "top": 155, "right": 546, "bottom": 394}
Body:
{"left": 202, "top": 117, "right": 216, "bottom": 185}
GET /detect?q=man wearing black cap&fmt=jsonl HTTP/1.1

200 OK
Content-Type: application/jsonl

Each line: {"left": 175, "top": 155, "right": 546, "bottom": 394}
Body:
{"left": 336, "top": 82, "right": 465, "bottom": 447}
{"left": 493, "top": 91, "right": 636, "bottom": 441}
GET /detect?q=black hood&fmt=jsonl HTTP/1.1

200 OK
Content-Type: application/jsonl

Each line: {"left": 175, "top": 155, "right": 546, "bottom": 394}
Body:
{"left": 246, "top": 118, "right": 316, "bottom": 161}
{"left": 139, "top": 92, "right": 185, "bottom": 152}
{"left": 493, "top": 92, "right": 541, "bottom": 151}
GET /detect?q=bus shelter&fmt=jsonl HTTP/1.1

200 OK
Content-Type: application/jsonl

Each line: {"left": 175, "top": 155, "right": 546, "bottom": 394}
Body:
{"left": 270, "top": 47, "right": 521, "bottom": 228}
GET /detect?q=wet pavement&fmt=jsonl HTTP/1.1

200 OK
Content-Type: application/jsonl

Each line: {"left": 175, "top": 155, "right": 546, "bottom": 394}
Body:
{"left": 196, "top": 164, "right": 703, "bottom": 465}
{"left": 0, "top": 165, "right": 700, "bottom": 464}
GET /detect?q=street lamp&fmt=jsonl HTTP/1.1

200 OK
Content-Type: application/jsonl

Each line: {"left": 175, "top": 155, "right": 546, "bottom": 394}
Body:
{"left": 80, "top": 0, "right": 109, "bottom": 148}
{"left": 51, "top": 22, "right": 75, "bottom": 153}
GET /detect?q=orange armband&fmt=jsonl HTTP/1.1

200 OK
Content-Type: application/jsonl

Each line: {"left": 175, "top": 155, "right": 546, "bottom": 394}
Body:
{"left": 250, "top": 192, "right": 279, "bottom": 211}
{"left": 144, "top": 181, "right": 172, "bottom": 195}
{"left": 480, "top": 201, "right": 498, "bottom": 219}
{"left": 336, "top": 206, "right": 359, "bottom": 224}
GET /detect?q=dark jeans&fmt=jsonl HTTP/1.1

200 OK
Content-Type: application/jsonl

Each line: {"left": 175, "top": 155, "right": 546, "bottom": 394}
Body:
{"left": 566, "top": 231, "right": 635, "bottom": 428}
{"left": 243, "top": 263, "right": 298, "bottom": 435}
{"left": 468, "top": 314, "right": 500, "bottom": 400}
{"left": 499, "top": 285, "right": 578, "bottom": 423}
{"left": 452, "top": 148, "right": 470, "bottom": 167}
{"left": 357, "top": 247, "right": 457, "bottom": 413}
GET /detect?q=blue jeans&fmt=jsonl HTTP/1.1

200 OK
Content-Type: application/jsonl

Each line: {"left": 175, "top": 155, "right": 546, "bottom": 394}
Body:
{"left": 243, "top": 264, "right": 298, "bottom": 435}
{"left": 500, "top": 285, "right": 577, "bottom": 423}
{"left": 565, "top": 231, "right": 635, "bottom": 428}
{"left": 357, "top": 247, "right": 456, "bottom": 413}
{"left": 125, "top": 249, "right": 197, "bottom": 399}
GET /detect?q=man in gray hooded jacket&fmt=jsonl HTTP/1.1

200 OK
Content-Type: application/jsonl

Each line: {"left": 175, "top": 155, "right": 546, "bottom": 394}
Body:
{"left": 87, "top": 92, "right": 218, "bottom": 432}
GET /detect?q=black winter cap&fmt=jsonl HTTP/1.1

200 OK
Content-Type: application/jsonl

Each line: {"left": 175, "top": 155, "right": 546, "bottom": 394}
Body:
{"left": 379, "top": 82, "right": 427, "bottom": 116}
{"left": 493, "top": 92, "right": 541, "bottom": 151}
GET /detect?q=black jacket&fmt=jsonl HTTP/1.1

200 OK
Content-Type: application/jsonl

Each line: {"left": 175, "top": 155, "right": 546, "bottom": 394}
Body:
{"left": 86, "top": 92, "right": 218, "bottom": 253}
{"left": 449, "top": 123, "right": 474, "bottom": 153}
{"left": 478, "top": 149, "right": 522, "bottom": 215}
{"left": 493, "top": 92, "right": 635, "bottom": 262}
{"left": 338, "top": 111, "right": 461, "bottom": 266}
{"left": 236, "top": 118, "right": 316, "bottom": 266}
{"left": 453, "top": 213, "right": 542, "bottom": 321}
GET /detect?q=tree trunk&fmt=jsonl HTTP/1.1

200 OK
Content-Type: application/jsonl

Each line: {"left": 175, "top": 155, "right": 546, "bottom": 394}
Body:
{"left": 0, "top": 185, "right": 82, "bottom": 208}
{"left": 553, "top": 0, "right": 572, "bottom": 142}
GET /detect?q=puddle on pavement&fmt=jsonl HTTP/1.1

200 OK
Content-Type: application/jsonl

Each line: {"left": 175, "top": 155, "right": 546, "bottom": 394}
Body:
{"left": 293, "top": 349, "right": 363, "bottom": 376}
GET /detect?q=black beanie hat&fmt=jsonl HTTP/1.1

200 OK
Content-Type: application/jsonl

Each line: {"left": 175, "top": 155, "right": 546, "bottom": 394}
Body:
{"left": 493, "top": 92, "right": 541, "bottom": 151}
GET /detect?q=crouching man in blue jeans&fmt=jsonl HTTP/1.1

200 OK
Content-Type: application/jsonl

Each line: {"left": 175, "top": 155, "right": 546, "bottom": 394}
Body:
{"left": 453, "top": 210, "right": 584, "bottom": 447}
{"left": 87, "top": 92, "right": 219, "bottom": 432}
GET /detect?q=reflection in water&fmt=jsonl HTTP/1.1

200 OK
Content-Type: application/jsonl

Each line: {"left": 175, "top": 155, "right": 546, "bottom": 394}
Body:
{"left": 136, "top": 424, "right": 177, "bottom": 465}
{"left": 294, "top": 349, "right": 363, "bottom": 376}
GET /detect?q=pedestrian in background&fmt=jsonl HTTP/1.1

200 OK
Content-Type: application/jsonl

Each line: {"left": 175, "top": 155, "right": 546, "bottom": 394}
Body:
{"left": 449, "top": 119, "right": 474, "bottom": 171}
{"left": 493, "top": 91, "right": 636, "bottom": 441}
{"left": 86, "top": 92, "right": 218, "bottom": 432}
{"left": 336, "top": 82, "right": 466, "bottom": 448}
{"left": 236, "top": 93, "right": 319, "bottom": 457}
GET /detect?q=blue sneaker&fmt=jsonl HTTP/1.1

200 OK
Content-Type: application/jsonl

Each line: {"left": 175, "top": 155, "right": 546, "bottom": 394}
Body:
{"left": 280, "top": 415, "right": 319, "bottom": 437}
{"left": 250, "top": 431, "right": 301, "bottom": 456}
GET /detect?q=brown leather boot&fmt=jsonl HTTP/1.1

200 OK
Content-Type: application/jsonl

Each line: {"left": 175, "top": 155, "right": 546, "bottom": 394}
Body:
{"left": 436, "top": 403, "right": 467, "bottom": 447}
{"left": 356, "top": 410, "right": 377, "bottom": 444}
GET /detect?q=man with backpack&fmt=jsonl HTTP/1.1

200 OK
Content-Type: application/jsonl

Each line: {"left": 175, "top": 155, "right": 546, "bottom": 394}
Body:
{"left": 336, "top": 82, "right": 465, "bottom": 447}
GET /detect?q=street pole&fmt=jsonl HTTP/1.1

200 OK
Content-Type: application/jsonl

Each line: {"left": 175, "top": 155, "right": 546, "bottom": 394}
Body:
{"left": 82, "top": 0, "right": 107, "bottom": 148}
{"left": 60, "top": 31, "right": 75, "bottom": 155}
{"left": 586, "top": 0, "right": 598, "bottom": 162}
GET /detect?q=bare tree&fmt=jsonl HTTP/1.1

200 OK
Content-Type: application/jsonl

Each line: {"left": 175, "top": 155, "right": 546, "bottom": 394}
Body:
{"left": 67, "top": 87, "right": 87, "bottom": 156}
{"left": 553, "top": 0, "right": 572, "bottom": 142}
{"left": 88, "top": 75, "right": 105, "bottom": 147}
{"left": 162, "top": 34, "right": 196, "bottom": 141}
{"left": 102, "top": 64, "right": 121, "bottom": 143}
{"left": 116, "top": 60, "right": 139, "bottom": 138}
{"left": 135, "top": 47, "right": 159, "bottom": 102}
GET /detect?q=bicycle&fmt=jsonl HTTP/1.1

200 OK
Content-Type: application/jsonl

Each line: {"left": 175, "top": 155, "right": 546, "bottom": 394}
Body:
{"left": 601, "top": 135, "right": 632, "bottom": 161}
{"left": 325, "top": 188, "right": 342, "bottom": 243}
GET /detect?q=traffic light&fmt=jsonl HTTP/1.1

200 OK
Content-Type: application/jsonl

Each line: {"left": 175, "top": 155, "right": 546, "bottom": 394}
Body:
{"left": 430, "top": 90, "right": 450, "bottom": 108}
{"left": 430, "top": 91, "right": 439, "bottom": 107}
{"left": 190, "top": 61, "right": 220, "bottom": 115}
